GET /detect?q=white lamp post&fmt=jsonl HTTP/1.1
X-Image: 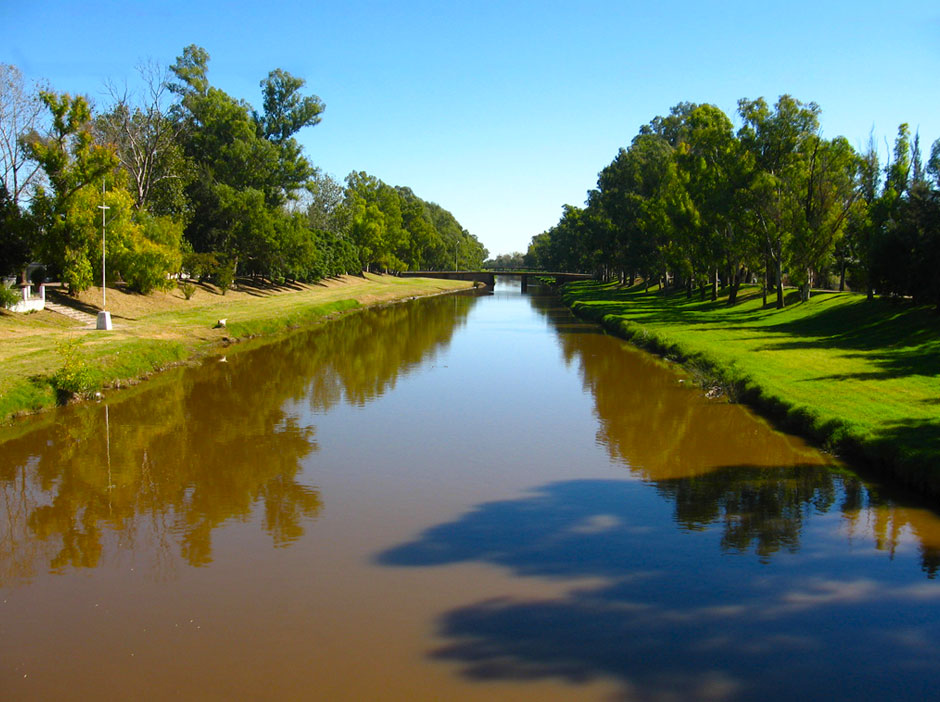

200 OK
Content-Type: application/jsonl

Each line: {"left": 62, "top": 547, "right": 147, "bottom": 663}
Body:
{"left": 96, "top": 181, "right": 112, "bottom": 330}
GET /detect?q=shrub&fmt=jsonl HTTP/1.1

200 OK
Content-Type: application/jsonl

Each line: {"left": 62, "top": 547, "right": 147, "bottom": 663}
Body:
{"left": 181, "top": 252, "right": 220, "bottom": 281}
{"left": 50, "top": 338, "right": 97, "bottom": 402}
{"left": 0, "top": 283, "right": 19, "bottom": 309}
{"left": 214, "top": 260, "right": 236, "bottom": 295}
{"left": 179, "top": 281, "right": 197, "bottom": 300}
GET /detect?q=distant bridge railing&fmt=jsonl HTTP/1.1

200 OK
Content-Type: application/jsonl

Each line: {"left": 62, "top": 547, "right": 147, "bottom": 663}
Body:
{"left": 399, "top": 270, "right": 593, "bottom": 290}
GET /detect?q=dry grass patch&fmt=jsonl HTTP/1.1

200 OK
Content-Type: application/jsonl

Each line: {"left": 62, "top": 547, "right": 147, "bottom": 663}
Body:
{"left": 0, "top": 274, "right": 473, "bottom": 422}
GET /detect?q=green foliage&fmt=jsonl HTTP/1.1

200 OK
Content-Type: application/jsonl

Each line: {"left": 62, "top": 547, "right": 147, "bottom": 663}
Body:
{"left": 7, "top": 49, "right": 478, "bottom": 297}
{"left": 50, "top": 337, "right": 97, "bottom": 401}
{"left": 61, "top": 246, "right": 93, "bottom": 292}
{"left": 117, "top": 213, "right": 184, "bottom": 293}
{"left": 179, "top": 281, "right": 197, "bottom": 300}
{"left": 214, "top": 258, "right": 235, "bottom": 294}
{"left": 26, "top": 91, "right": 118, "bottom": 292}
{"left": 181, "top": 251, "right": 220, "bottom": 280}
{"left": 534, "top": 94, "right": 940, "bottom": 312}
{"left": 563, "top": 281, "right": 940, "bottom": 492}
{"left": 0, "top": 184, "right": 31, "bottom": 277}
{"left": 0, "top": 282, "right": 20, "bottom": 309}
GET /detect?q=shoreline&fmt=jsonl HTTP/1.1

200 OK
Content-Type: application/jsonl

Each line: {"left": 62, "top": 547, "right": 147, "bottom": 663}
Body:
{"left": 561, "top": 282, "right": 940, "bottom": 499}
{"left": 0, "top": 274, "right": 476, "bottom": 425}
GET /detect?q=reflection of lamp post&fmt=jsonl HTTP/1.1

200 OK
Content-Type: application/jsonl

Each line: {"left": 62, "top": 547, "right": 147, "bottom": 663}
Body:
{"left": 96, "top": 181, "right": 112, "bottom": 330}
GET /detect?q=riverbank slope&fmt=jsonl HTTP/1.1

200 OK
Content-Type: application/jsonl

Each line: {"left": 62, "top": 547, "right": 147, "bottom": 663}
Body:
{"left": 562, "top": 281, "right": 940, "bottom": 497}
{"left": 0, "top": 273, "right": 474, "bottom": 423}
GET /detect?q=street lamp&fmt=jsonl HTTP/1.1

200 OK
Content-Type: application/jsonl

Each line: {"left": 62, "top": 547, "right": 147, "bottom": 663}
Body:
{"left": 96, "top": 181, "right": 112, "bottom": 330}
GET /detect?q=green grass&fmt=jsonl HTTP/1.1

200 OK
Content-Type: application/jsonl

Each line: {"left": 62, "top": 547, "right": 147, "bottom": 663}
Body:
{"left": 563, "top": 281, "right": 940, "bottom": 495}
{"left": 0, "top": 275, "right": 472, "bottom": 423}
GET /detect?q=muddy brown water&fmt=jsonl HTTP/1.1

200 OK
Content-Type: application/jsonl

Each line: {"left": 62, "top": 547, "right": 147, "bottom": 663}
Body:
{"left": 2, "top": 278, "right": 940, "bottom": 701}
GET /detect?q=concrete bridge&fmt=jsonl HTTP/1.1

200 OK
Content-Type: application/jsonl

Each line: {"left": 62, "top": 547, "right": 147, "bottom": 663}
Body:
{"left": 400, "top": 271, "right": 593, "bottom": 291}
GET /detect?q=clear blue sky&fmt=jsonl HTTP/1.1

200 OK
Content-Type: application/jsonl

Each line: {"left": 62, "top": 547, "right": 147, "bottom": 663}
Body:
{"left": 3, "top": 1, "right": 939, "bottom": 257}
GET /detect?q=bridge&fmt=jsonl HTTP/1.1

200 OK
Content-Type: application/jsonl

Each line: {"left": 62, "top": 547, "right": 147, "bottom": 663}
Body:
{"left": 400, "top": 271, "right": 593, "bottom": 291}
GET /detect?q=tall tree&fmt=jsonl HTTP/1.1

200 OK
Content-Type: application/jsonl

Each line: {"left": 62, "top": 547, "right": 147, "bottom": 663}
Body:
{"left": 0, "top": 64, "right": 46, "bottom": 206}
{"left": 96, "top": 61, "right": 190, "bottom": 215}
{"left": 26, "top": 92, "right": 117, "bottom": 292}
{"left": 792, "top": 135, "right": 860, "bottom": 300}
{"left": 738, "top": 95, "right": 821, "bottom": 308}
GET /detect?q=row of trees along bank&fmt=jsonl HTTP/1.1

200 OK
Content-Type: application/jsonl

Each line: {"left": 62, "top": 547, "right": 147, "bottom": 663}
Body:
{"left": 0, "top": 46, "right": 487, "bottom": 295}
{"left": 526, "top": 97, "right": 940, "bottom": 309}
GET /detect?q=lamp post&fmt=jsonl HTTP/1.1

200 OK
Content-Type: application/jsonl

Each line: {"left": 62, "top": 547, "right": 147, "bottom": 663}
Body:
{"left": 96, "top": 181, "right": 112, "bottom": 330}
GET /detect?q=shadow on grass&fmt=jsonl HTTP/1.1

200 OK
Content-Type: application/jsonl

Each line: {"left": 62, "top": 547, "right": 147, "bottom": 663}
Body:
{"left": 46, "top": 288, "right": 103, "bottom": 317}
{"left": 378, "top": 476, "right": 940, "bottom": 701}
{"left": 569, "top": 282, "right": 940, "bottom": 381}
{"left": 757, "top": 299, "right": 940, "bottom": 379}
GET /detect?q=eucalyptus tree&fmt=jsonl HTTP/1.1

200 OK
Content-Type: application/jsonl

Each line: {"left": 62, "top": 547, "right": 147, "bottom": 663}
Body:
{"left": 673, "top": 104, "right": 750, "bottom": 301}
{"left": 737, "top": 95, "right": 821, "bottom": 308}
{"left": 792, "top": 134, "right": 860, "bottom": 300}
{"left": 866, "top": 124, "right": 912, "bottom": 300}
{"left": 597, "top": 134, "right": 683, "bottom": 290}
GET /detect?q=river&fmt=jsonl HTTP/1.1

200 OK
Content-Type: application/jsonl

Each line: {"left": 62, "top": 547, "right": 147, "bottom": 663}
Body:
{"left": 2, "top": 278, "right": 940, "bottom": 701}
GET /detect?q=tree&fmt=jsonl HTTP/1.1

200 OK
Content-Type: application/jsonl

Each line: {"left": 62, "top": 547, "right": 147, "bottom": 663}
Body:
{"left": 169, "top": 46, "right": 325, "bottom": 280}
{"left": 96, "top": 61, "right": 190, "bottom": 215}
{"left": 791, "top": 135, "right": 859, "bottom": 300}
{"left": 673, "top": 104, "right": 748, "bottom": 301}
{"left": 868, "top": 125, "right": 913, "bottom": 300}
{"left": 738, "top": 95, "right": 821, "bottom": 308}
{"left": 255, "top": 68, "right": 324, "bottom": 144}
{"left": 0, "top": 64, "right": 46, "bottom": 206}
{"left": 0, "top": 183, "right": 30, "bottom": 277}
{"left": 304, "top": 170, "right": 348, "bottom": 235}
{"left": 27, "top": 92, "right": 118, "bottom": 292}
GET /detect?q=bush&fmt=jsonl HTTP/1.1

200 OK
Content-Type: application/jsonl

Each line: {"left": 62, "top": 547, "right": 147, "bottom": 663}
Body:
{"left": 181, "top": 251, "right": 220, "bottom": 281}
{"left": 179, "top": 281, "right": 197, "bottom": 300}
{"left": 214, "top": 260, "right": 236, "bottom": 295}
{"left": 0, "top": 283, "right": 20, "bottom": 309}
{"left": 50, "top": 338, "right": 97, "bottom": 402}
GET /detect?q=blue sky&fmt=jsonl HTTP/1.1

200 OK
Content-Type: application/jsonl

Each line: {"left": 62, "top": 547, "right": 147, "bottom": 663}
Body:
{"left": 3, "top": 1, "right": 939, "bottom": 256}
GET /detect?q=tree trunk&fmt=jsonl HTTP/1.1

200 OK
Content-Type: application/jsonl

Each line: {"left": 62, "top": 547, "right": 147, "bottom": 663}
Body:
{"left": 839, "top": 262, "right": 846, "bottom": 292}
{"left": 711, "top": 268, "right": 718, "bottom": 301}
{"left": 775, "top": 256, "right": 785, "bottom": 309}
{"left": 727, "top": 267, "right": 739, "bottom": 306}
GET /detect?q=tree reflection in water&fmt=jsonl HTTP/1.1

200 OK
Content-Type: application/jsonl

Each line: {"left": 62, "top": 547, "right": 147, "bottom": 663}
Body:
{"left": 378, "top": 477, "right": 940, "bottom": 701}
{"left": 528, "top": 288, "right": 940, "bottom": 574}
{"left": 0, "top": 292, "right": 476, "bottom": 584}
{"left": 373, "top": 290, "right": 940, "bottom": 699}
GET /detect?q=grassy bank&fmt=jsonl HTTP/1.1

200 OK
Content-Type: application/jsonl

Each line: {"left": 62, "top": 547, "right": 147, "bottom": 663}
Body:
{"left": 562, "top": 281, "right": 940, "bottom": 496}
{"left": 0, "top": 273, "right": 474, "bottom": 423}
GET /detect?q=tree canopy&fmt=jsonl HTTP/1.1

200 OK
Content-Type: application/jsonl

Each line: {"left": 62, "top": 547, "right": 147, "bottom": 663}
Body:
{"left": 1, "top": 46, "right": 484, "bottom": 292}
{"left": 527, "top": 96, "right": 940, "bottom": 310}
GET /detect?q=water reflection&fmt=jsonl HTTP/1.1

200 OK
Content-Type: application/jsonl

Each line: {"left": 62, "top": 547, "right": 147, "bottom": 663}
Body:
{"left": 0, "top": 293, "right": 477, "bottom": 585}
{"left": 526, "top": 289, "right": 940, "bottom": 573}
{"left": 378, "top": 478, "right": 940, "bottom": 701}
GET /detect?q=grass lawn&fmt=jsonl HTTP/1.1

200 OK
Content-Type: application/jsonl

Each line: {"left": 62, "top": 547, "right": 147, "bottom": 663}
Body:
{"left": 0, "top": 273, "right": 473, "bottom": 423}
{"left": 563, "top": 281, "right": 940, "bottom": 495}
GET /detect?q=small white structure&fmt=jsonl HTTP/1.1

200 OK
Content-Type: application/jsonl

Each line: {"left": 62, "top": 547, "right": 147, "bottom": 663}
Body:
{"left": 96, "top": 310, "right": 112, "bottom": 330}
{"left": 5, "top": 283, "right": 47, "bottom": 313}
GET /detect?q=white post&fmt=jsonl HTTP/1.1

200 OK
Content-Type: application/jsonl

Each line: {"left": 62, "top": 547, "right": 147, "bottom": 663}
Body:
{"left": 96, "top": 181, "right": 112, "bottom": 330}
